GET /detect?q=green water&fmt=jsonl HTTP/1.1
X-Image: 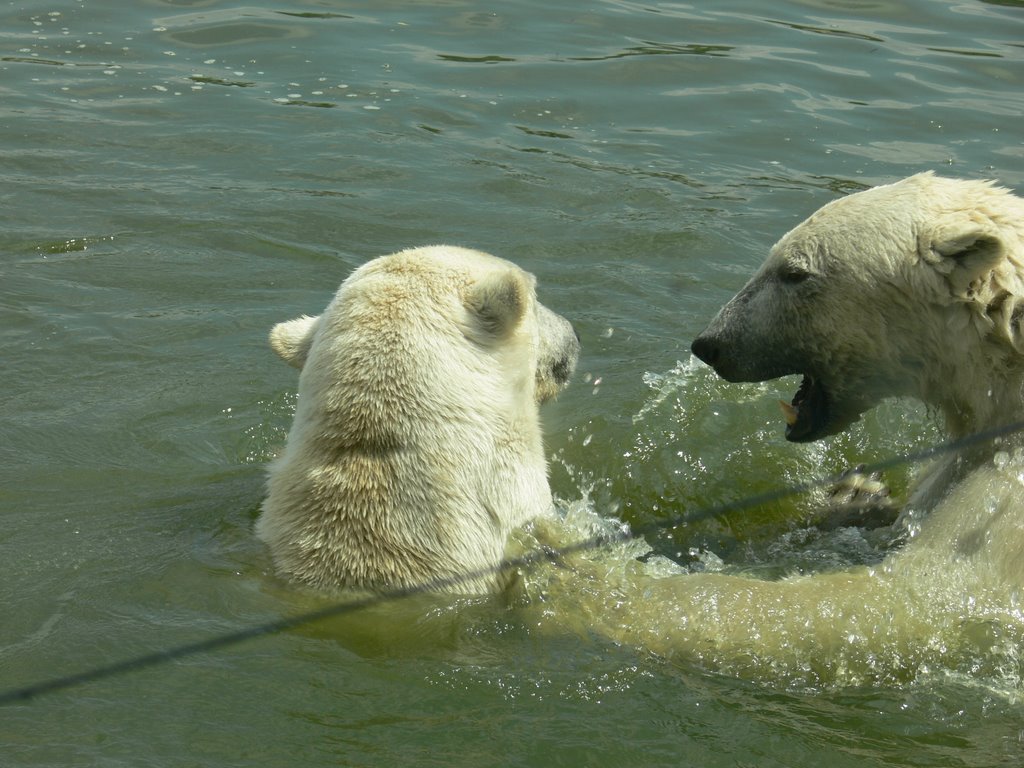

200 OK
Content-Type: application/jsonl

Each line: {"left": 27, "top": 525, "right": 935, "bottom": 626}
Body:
{"left": 4, "top": 0, "right": 1024, "bottom": 764}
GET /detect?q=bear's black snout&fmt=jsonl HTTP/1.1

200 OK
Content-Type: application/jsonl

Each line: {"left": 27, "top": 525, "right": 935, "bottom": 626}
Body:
{"left": 690, "top": 329, "right": 759, "bottom": 383}
{"left": 690, "top": 334, "right": 720, "bottom": 368}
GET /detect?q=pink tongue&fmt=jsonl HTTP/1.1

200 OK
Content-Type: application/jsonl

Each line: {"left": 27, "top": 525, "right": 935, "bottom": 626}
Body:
{"left": 779, "top": 399, "right": 799, "bottom": 426}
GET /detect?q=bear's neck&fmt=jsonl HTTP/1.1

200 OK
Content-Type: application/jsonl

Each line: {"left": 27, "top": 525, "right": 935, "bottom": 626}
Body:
{"left": 940, "top": 389, "right": 1024, "bottom": 449}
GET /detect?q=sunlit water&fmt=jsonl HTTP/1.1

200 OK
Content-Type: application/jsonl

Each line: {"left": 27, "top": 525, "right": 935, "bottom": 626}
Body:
{"left": 5, "top": 0, "right": 1024, "bottom": 765}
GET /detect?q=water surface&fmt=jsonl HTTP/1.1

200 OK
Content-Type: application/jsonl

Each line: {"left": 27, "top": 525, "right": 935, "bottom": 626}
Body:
{"left": 4, "top": 0, "right": 1024, "bottom": 765}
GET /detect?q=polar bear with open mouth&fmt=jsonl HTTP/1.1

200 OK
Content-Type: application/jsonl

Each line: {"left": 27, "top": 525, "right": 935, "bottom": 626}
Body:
{"left": 574, "top": 173, "right": 1024, "bottom": 685}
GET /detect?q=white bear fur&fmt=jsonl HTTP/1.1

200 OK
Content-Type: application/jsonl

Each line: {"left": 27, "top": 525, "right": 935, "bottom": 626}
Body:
{"left": 570, "top": 174, "right": 1024, "bottom": 685}
{"left": 258, "top": 245, "right": 578, "bottom": 594}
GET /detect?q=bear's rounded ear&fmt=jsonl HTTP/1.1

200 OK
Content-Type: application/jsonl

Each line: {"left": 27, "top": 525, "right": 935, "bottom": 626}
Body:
{"left": 464, "top": 269, "right": 532, "bottom": 339}
{"left": 269, "top": 314, "right": 320, "bottom": 369}
{"left": 918, "top": 213, "right": 1006, "bottom": 293}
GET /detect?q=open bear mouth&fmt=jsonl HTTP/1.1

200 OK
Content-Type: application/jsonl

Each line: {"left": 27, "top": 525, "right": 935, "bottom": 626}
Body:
{"left": 779, "top": 375, "right": 830, "bottom": 443}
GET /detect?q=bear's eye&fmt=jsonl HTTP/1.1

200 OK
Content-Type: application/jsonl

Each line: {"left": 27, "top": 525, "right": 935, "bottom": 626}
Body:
{"left": 778, "top": 264, "right": 811, "bottom": 285}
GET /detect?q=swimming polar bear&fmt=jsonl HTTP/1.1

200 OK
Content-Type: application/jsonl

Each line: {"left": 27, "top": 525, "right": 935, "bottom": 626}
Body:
{"left": 257, "top": 245, "right": 579, "bottom": 594}
{"left": 570, "top": 173, "right": 1024, "bottom": 686}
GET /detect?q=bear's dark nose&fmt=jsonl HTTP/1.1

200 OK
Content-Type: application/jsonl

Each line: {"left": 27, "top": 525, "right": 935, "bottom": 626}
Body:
{"left": 691, "top": 335, "right": 720, "bottom": 367}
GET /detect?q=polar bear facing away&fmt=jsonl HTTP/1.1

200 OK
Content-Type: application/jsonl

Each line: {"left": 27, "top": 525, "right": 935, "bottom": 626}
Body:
{"left": 568, "top": 174, "right": 1024, "bottom": 685}
{"left": 258, "top": 246, "right": 579, "bottom": 594}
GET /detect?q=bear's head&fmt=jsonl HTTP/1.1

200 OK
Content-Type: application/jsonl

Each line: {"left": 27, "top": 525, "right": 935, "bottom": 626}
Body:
{"left": 692, "top": 172, "right": 1024, "bottom": 441}
{"left": 269, "top": 246, "right": 579, "bottom": 409}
